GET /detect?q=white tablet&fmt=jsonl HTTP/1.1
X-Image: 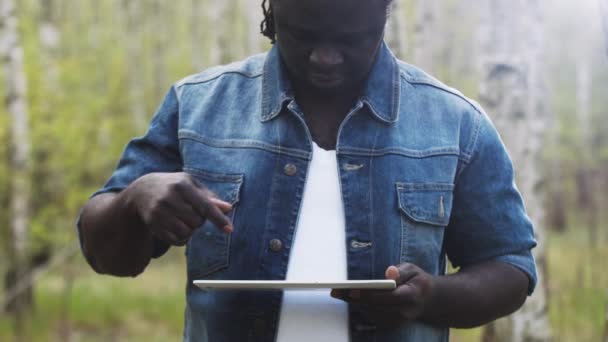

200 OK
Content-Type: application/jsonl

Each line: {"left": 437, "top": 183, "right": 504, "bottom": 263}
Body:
{"left": 193, "top": 279, "right": 396, "bottom": 290}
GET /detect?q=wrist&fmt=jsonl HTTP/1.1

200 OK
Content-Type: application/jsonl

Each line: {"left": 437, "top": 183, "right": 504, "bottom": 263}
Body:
{"left": 120, "top": 181, "right": 144, "bottom": 223}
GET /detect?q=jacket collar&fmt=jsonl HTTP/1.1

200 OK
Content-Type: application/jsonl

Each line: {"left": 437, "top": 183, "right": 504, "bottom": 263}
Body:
{"left": 260, "top": 41, "right": 400, "bottom": 123}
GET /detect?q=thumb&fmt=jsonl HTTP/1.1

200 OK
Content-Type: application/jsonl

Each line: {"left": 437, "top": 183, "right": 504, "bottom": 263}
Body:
{"left": 385, "top": 265, "right": 400, "bottom": 281}
{"left": 385, "top": 264, "right": 418, "bottom": 285}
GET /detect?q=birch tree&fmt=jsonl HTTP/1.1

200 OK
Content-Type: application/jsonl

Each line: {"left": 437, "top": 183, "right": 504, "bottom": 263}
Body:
{"left": 574, "top": 46, "right": 599, "bottom": 247}
{"left": 208, "top": 0, "right": 231, "bottom": 65}
{"left": 152, "top": 0, "right": 169, "bottom": 101}
{"left": 0, "top": 0, "right": 33, "bottom": 323}
{"left": 123, "top": 0, "right": 146, "bottom": 133}
{"left": 601, "top": 0, "right": 608, "bottom": 56}
{"left": 39, "top": 0, "right": 60, "bottom": 85}
{"left": 191, "top": 0, "right": 207, "bottom": 70}
{"left": 412, "top": 0, "right": 438, "bottom": 73}
{"left": 385, "top": 0, "right": 407, "bottom": 59}
{"left": 244, "top": 0, "right": 264, "bottom": 55}
{"left": 478, "top": 0, "right": 552, "bottom": 341}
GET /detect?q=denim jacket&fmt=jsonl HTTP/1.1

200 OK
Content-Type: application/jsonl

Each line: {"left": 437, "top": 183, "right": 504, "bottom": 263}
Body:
{"left": 83, "top": 42, "right": 537, "bottom": 342}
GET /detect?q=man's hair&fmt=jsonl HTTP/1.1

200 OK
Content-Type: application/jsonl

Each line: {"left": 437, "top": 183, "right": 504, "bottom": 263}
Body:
{"left": 261, "top": 0, "right": 276, "bottom": 43}
{"left": 260, "top": 0, "right": 394, "bottom": 44}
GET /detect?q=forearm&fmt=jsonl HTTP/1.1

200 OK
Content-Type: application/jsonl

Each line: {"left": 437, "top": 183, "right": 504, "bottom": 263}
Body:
{"left": 421, "top": 260, "right": 529, "bottom": 328}
{"left": 79, "top": 191, "right": 154, "bottom": 277}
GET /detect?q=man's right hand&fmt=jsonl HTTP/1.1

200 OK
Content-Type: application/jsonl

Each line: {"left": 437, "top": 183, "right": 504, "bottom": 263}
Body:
{"left": 124, "top": 172, "right": 234, "bottom": 246}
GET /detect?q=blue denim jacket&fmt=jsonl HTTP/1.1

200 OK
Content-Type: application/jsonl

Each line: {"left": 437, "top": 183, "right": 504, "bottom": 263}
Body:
{"left": 83, "top": 42, "right": 537, "bottom": 341}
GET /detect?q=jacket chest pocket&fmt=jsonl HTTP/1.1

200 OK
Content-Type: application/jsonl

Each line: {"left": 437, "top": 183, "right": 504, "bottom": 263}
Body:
{"left": 396, "top": 182, "right": 454, "bottom": 275}
{"left": 185, "top": 168, "right": 244, "bottom": 279}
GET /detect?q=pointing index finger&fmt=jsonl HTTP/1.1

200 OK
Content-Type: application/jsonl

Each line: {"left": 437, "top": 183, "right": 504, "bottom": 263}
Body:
{"left": 179, "top": 182, "right": 234, "bottom": 233}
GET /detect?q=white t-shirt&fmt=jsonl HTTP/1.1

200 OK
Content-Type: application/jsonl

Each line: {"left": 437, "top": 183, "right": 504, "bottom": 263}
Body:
{"left": 276, "top": 142, "right": 349, "bottom": 342}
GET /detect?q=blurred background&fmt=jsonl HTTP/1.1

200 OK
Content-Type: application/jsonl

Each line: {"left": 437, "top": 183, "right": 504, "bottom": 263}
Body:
{"left": 0, "top": 0, "right": 607, "bottom": 341}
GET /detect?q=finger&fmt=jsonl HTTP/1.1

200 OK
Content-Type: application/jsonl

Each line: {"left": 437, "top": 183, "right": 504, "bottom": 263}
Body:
{"left": 330, "top": 289, "right": 363, "bottom": 303}
{"left": 165, "top": 200, "right": 205, "bottom": 229}
{"left": 153, "top": 218, "right": 192, "bottom": 245}
{"left": 209, "top": 197, "right": 233, "bottom": 213}
{"left": 152, "top": 227, "right": 181, "bottom": 245}
{"left": 167, "top": 219, "right": 194, "bottom": 244}
{"left": 386, "top": 264, "right": 418, "bottom": 286}
{"left": 330, "top": 289, "right": 348, "bottom": 301}
{"left": 363, "top": 284, "right": 417, "bottom": 306}
{"left": 180, "top": 186, "right": 233, "bottom": 233}
{"left": 187, "top": 178, "right": 232, "bottom": 211}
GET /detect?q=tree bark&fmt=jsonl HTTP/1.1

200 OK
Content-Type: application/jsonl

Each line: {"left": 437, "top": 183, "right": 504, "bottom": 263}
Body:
{"left": 152, "top": 0, "right": 169, "bottom": 101}
{"left": 244, "top": 0, "right": 263, "bottom": 55}
{"left": 385, "top": 0, "right": 407, "bottom": 59}
{"left": 191, "top": 0, "right": 206, "bottom": 71}
{"left": 478, "top": 1, "right": 552, "bottom": 341}
{"left": 0, "top": 0, "right": 33, "bottom": 325}
{"left": 208, "top": 0, "right": 231, "bottom": 65}
{"left": 413, "top": 0, "right": 438, "bottom": 73}
{"left": 601, "top": 0, "right": 608, "bottom": 56}
{"left": 123, "top": 0, "right": 146, "bottom": 133}
{"left": 575, "top": 53, "right": 600, "bottom": 248}
{"left": 39, "top": 0, "right": 60, "bottom": 84}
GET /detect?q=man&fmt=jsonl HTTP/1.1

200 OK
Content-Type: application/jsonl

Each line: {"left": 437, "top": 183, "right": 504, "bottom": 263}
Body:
{"left": 78, "top": 0, "right": 537, "bottom": 341}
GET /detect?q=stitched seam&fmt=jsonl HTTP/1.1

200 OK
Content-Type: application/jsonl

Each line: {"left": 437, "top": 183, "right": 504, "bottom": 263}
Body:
{"left": 340, "top": 146, "right": 460, "bottom": 158}
{"left": 176, "top": 71, "right": 262, "bottom": 89}
{"left": 179, "top": 130, "right": 311, "bottom": 160}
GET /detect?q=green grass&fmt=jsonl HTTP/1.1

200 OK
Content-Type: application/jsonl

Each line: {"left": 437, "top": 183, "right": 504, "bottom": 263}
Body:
{"left": 1, "top": 228, "right": 606, "bottom": 341}
{"left": 546, "top": 226, "right": 608, "bottom": 342}
{"left": 0, "top": 248, "right": 187, "bottom": 342}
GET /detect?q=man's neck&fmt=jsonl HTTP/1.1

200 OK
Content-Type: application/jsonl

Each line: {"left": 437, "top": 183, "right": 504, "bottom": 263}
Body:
{"left": 291, "top": 81, "right": 364, "bottom": 150}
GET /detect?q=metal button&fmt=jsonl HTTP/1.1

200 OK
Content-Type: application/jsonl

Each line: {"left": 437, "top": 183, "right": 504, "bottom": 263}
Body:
{"left": 269, "top": 239, "right": 283, "bottom": 252}
{"left": 283, "top": 163, "right": 297, "bottom": 176}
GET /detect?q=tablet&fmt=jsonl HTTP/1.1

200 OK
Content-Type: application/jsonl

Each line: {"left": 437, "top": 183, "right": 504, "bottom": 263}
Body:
{"left": 193, "top": 279, "right": 396, "bottom": 290}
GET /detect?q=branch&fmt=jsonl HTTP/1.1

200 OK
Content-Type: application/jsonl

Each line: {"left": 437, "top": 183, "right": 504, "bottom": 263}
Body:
{"left": 2, "top": 244, "right": 80, "bottom": 311}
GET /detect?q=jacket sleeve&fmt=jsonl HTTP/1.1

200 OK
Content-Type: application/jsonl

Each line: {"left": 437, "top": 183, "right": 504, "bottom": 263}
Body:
{"left": 445, "top": 111, "right": 538, "bottom": 294}
{"left": 77, "top": 86, "right": 183, "bottom": 259}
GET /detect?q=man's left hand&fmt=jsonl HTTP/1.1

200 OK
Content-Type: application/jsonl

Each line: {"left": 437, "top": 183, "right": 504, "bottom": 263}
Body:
{"left": 330, "top": 263, "right": 435, "bottom": 328}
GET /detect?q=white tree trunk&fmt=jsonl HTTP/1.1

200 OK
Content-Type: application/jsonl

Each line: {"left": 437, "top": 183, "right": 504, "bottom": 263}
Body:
{"left": 575, "top": 55, "right": 599, "bottom": 247}
{"left": 208, "top": 0, "right": 231, "bottom": 65}
{"left": 244, "top": 0, "right": 263, "bottom": 55}
{"left": 601, "top": 0, "right": 608, "bottom": 56}
{"left": 191, "top": 0, "right": 206, "bottom": 71}
{"left": 123, "top": 0, "right": 146, "bottom": 133}
{"left": 478, "top": 1, "right": 552, "bottom": 341}
{"left": 413, "top": 0, "right": 438, "bottom": 73}
{"left": 385, "top": 0, "right": 407, "bottom": 59}
{"left": 0, "top": 0, "right": 32, "bottom": 317}
{"left": 39, "top": 0, "right": 60, "bottom": 85}
{"left": 153, "top": 0, "right": 168, "bottom": 100}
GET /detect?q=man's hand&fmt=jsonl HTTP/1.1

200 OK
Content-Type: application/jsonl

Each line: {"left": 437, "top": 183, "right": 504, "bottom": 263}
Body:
{"left": 124, "top": 172, "right": 234, "bottom": 246}
{"left": 331, "top": 260, "right": 530, "bottom": 328}
{"left": 331, "top": 263, "right": 435, "bottom": 328}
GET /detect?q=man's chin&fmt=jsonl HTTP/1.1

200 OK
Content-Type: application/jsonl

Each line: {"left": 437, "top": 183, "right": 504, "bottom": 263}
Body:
{"left": 307, "top": 77, "right": 353, "bottom": 96}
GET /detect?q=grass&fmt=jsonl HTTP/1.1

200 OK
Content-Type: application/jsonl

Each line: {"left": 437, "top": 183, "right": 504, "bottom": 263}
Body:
{"left": 1, "top": 227, "right": 606, "bottom": 341}
{"left": 0, "top": 248, "right": 187, "bottom": 342}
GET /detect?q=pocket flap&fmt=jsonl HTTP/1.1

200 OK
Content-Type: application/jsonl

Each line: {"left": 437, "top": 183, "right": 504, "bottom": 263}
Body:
{"left": 396, "top": 183, "right": 454, "bottom": 226}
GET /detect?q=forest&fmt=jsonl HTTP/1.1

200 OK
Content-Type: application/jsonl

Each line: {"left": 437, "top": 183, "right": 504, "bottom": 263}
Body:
{"left": 1, "top": 0, "right": 608, "bottom": 341}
